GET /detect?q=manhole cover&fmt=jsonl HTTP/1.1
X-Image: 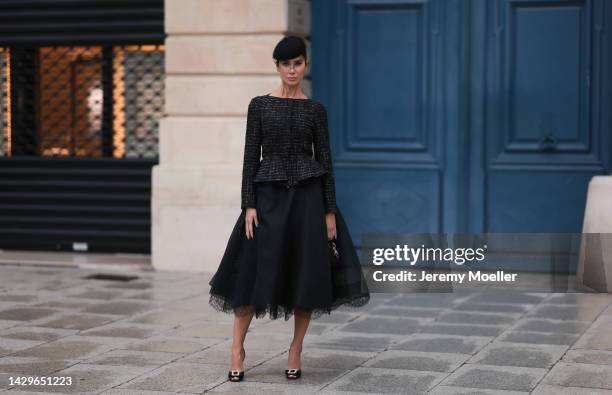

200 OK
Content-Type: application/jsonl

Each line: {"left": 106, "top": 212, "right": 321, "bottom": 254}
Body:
{"left": 82, "top": 273, "right": 139, "bottom": 282}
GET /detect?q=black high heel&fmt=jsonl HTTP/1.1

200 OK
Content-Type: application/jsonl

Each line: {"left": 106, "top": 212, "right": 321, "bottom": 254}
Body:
{"left": 285, "top": 368, "right": 301, "bottom": 379}
{"left": 228, "top": 348, "right": 246, "bottom": 382}
{"left": 285, "top": 344, "right": 302, "bottom": 379}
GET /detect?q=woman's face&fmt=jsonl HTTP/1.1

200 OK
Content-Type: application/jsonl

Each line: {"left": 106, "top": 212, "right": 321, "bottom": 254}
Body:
{"left": 276, "top": 55, "right": 308, "bottom": 86}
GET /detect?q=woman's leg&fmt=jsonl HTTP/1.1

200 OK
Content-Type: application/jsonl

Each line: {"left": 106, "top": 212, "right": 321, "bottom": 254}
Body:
{"left": 231, "top": 309, "right": 254, "bottom": 371}
{"left": 288, "top": 308, "right": 312, "bottom": 368}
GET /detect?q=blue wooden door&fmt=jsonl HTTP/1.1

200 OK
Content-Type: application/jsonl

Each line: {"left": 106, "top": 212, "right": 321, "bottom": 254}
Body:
{"left": 311, "top": 0, "right": 611, "bottom": 245}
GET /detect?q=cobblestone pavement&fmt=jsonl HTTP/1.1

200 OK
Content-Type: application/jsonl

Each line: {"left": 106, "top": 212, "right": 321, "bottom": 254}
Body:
{"left": 0, "top": 264, "right": 611, "bottom": 394}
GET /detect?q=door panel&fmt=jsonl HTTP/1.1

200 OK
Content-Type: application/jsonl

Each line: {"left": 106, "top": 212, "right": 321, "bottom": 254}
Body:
{"left": 485, "top": 0, "right": 609, "bottom": 232}
{"left": 338, "top": 167, "right": 441, "bottom": 235}
{"left": 313, "top": 0, "right": 451, "bottom": 246}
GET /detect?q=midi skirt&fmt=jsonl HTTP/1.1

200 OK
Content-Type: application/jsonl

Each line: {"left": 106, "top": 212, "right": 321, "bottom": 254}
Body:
{"left": 208, "top": 175, "right": 370, "bottom": 321}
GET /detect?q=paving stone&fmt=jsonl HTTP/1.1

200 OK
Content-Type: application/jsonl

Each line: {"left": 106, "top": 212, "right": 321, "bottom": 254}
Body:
{"left": 589, "top": 314, "right": 612, "bottom": 331}
{"left": 161, "top": 293, "right": 221, "bottom": 308}
{"left": 125, "top": 290, "right": 192, "bottom": 305}
{"left": 532, "top": 384, "right": 612, "bottom": 394}
{"left": 0, "top": 294, "right": 38, "bottom": 302}
{"left": 118, "top": 361, "right": 227, "bottom": 393}
{"left": 0, "top": 302, "right": 19, "bottom": 311}
{"left": 306, "top": 334, "right": 395, "bottom": 352}
{"left": 363, "top": 350, "right": 469, "bottom": 372}
{"left": 0, "top": 337, "right": 49, "bottom": 357}
{"left": 36, "top": 314, "right": 117, "bottom": 330}
{"left": 123, "top": 292, "right": 160, "bottom": 301}
{"left": 528, "top": 304, "right": 605, "bottom": 321}
{"left": 127, "top": 310, "right": 211, "bottom": 325}
{"left": 324, "top": 367, "right": 445, "bottom": 394}
{"left": 437, "top": 312, "right": 517, "bottom": 325}
{"left": 0, "top": 320, "right": 19, "bottom": 331}
{"left": 562, "top": 349, "right": 612, "bottom": 365}
{"left": 337, "top": 316, "right": 422, "bottom": 335}
{"left": 543, "top": 362, "right": 612, "bottom": 389}
{"left": 0, "top": 357, "right": 78, "bottom": 375}
{"left": 305, "top": 311, "right": 358, "bottom": 324}
{"left": 573, "top": 328, "right": 612, "bottom": 350}
{"left": 0, "top": 345, "right": 14, "bottom": 358}
{"left": 0, "top": 372, "right": 12, "bottom": 390}
{"left": 454, "top": 302, "right": 532, "bottom": 314}
{"left": 299, "top": 348, "right": 374, "bottom": 370}
{"left": 167, "top": 320, "right": 235, "bottom": 338}
{"left": 372, "top": 293, "right": 400, "bottom": 301}
{"left": 102, "top": 389, "right": 187, "bottom": 395}
{"left": 428, "top": 385, "right": 529, "bottom": 394}
{"left": 78, "top": 325, "right": 159, "bottom": 339}
{"left": 338, "top": 297, "right": 388, "bottom": 312}
{"left": 32, "top": 299, "right": 98, "bottom": 310}
{"left": 498, "top": 331, "right": 579, "bottom": 345}
{"left": 513, "top": 318, "right": 590, "bottom": 334}
{"left": 67, "top": 290, "right": 125, "bottom": 300}
{"left": 468, "top": 342, "right": 567, "bottom": 368}
{"left": 386, "top": 294, "right": 461, "bottom": 308}
{"left": 419, "top": 323, "right": 504, "bottom": 337}
{"left": 0, "top": 308, "right": 58, "bottom": 321}
{"left": 466, "top": 292, "right": 546, "bottom": 305}
{"left": 49, "top": 363, "right": 161, "bottom": 394}
{"left": 81, "top": 301, "right": 152, "bottom": 315}
{"left": 11, "top": 336, "right": 133, "bottom": 360}
{"left": 4, "top": 363, "right": 151, "bottom": 394}
{"left": 300, "top": 323, "right": 330, "bottom": 335}
{"left": 238, "top": 332, "right": 294, "bottom": 351}
{"left": 124, "top": 335, "right": 220, "bottom": 354}
{"left": 207, "top": 380, "right": 321, "bottom": 394}
{"left": 441, "top": 364, "right": 547, "bottom": 392}
{"left": 247, "top": 317, "right": 295, "bottom": 333}
{"left": 84, "top": 349, "right": 181, "bottom": 367}
{"left": 183, "top": 343, "right": 282, "bottom": 366}
{"left": 257, "top": 348, "right": 374, "bottom": 371}
{"left": 390, "top": 334, "right": 491, "bottom": 354}
{"left": 545, "top": 293, "right": 612, "bottom": 306}
{"left": 41, "top": 281, "right": 84, "bottom": 292}
{"left": 368, "top": 306, "right": 442, "bottom": 318}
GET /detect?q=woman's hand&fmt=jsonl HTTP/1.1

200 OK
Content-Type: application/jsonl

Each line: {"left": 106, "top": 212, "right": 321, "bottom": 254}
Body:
{"left": 326, "top": 212, "right": 337, "bottom": 240}
{"left": 245, "top": 208, "right": 259, "bottom": 240}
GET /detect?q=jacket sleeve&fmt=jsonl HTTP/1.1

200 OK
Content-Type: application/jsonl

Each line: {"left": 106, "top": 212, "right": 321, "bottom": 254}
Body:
{"left": 241, "top": 97, "right": 262, "bottom": 209}
{"left": 313, "top": 102, "right": 337, "bottom": 213}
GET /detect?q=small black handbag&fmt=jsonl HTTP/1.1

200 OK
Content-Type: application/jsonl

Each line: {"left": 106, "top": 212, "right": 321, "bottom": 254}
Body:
{"left": 328, "top": 238, "right": 348, "bottom": 300}
{"left": 328, "top": 239, "right": 340, "bottom": 260}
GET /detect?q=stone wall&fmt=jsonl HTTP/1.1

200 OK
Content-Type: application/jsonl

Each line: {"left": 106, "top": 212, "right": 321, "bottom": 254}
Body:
{"left": 152, "top": 0, "right": 311, "bottom": 271}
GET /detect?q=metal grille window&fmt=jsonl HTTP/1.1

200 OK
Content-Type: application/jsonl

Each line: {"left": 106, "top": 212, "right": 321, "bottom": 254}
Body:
{"left": 0, "top": 0, "right": 164, "bottom": 254}
{"left": 0, "top": 44, "right": 164, "bottom": 158}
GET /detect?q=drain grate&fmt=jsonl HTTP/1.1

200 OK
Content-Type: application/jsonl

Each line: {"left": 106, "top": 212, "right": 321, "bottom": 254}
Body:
{"left": 82, "top": 273, "right": 139, "bottom": 282}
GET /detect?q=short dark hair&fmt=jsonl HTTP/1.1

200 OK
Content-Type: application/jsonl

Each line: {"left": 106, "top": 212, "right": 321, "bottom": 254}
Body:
{"left": 272, "top": 36, "right": 307, "bottom": 63}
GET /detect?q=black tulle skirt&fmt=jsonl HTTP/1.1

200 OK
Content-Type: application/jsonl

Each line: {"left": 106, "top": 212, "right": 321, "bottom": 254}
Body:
{"left": 208, "top": 175, "right": 370, "bottom": 321}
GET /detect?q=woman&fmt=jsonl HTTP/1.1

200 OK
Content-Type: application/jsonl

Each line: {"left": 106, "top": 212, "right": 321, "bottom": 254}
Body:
{"left": 208, "top": 36, "right": 370, "bottom": 382}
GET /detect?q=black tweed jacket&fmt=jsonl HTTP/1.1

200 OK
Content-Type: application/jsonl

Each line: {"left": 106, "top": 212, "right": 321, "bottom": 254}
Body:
{"left": 241, "top": 94, "right": 337, "bottom": 213}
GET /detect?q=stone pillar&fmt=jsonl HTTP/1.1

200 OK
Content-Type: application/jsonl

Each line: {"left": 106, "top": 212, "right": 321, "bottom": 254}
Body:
{"left": 577, "top": 176, "right": 612, "bottom": 292}
{"left": 152, "top": 0, "right": 311, "bottom": 272}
